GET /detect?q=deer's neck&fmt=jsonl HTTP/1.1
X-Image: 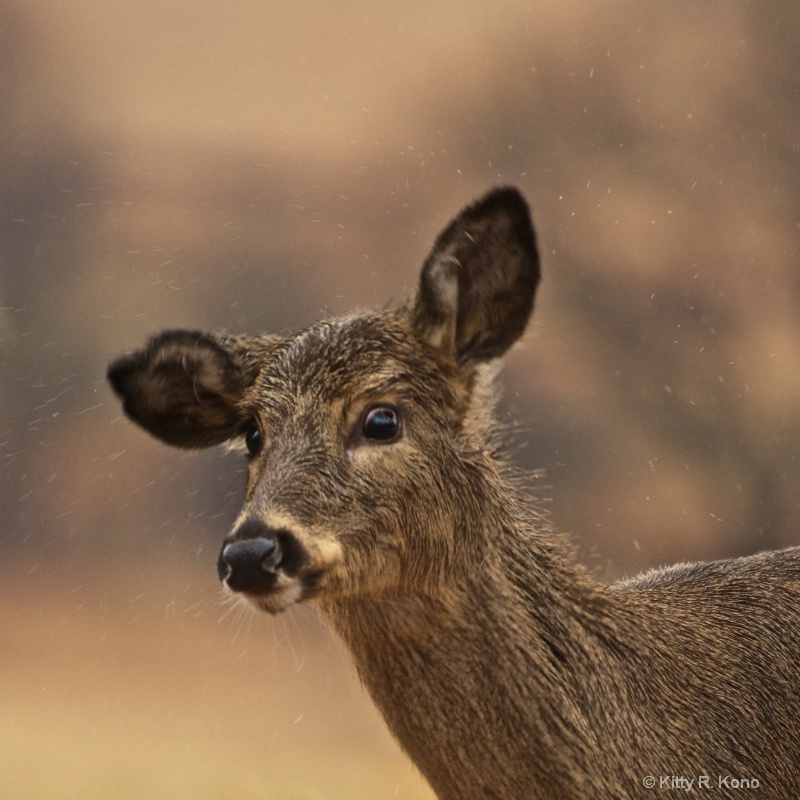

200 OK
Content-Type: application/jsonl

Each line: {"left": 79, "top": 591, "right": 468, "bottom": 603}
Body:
{"left": 321, "top": 537, "right": 623, "bottom": 800}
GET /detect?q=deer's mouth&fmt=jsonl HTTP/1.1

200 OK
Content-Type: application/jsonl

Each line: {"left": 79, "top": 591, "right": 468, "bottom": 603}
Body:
{"left": 244, "top": 576, "right": 306, "bottom": 615}
{"left": 239, "top": 571, "right": 326, "bottom": 615}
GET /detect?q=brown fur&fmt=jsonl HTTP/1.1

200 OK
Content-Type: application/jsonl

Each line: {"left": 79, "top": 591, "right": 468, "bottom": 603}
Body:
{"left": 108, "top": 187, "right": 800, "bottom": 799}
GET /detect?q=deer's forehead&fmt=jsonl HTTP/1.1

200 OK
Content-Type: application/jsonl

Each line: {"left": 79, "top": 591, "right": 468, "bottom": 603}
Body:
{"left": 251, "top": 314, "right": 435, "bottom": 404}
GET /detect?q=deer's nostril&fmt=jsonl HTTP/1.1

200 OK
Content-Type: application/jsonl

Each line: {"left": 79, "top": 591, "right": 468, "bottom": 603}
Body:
{"left": 218, "top": 536, "right": 282, "bottom": 592}
{"left": 218, "top": 557, "right": 233, "bottom": 583}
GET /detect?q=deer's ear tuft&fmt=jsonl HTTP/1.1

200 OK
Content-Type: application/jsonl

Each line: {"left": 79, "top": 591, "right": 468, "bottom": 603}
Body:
{"left": 412, "top": 187, "right": 540, "bottom": 366}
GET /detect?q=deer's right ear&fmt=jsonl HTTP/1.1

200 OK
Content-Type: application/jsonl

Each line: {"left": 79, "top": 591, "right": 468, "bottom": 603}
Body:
{"left": 107, "top": 330, "right": 273, "bottom": 448}
{"left": 412, "top": 187, "right": 540, "bottom": 366}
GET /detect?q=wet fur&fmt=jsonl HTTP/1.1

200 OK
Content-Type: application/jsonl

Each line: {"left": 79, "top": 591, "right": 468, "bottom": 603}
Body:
{"left": 109, "top": 188, "right": 800, "bottom": 799}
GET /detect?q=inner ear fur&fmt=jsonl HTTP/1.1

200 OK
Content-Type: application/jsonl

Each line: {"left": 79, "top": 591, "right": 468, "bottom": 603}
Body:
{"left": 107, "top": 330, "right": 274, "bottom": 448}
{"left": 412, "top": 186, "right": 540, "bottom": 366}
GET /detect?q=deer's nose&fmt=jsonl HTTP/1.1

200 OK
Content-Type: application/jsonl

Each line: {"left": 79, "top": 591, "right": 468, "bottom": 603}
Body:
{"left": 218, "top": 528, "right": 282, "bottom": 592}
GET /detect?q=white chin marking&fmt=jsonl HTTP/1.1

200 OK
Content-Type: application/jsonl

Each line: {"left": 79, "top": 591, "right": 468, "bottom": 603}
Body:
{"left": 249, "top": 581, "right": 304, "bottom": 615}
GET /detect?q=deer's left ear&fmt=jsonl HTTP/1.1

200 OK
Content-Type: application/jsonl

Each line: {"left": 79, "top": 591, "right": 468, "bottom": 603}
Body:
{"left": 412, "top": 187, "right": 540, "bottom": 366}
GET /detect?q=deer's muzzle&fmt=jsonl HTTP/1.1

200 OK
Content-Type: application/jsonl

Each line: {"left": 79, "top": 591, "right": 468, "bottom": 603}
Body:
{"left": 217, "top": 517, "right": 310, "bottom": 601}
{"left": 218, "top": 536, "right": 282, "bottom": 592}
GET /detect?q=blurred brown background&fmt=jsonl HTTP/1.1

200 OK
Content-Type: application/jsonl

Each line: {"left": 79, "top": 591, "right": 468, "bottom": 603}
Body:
{"left": 1, "top": 0, "right": 799, "bottom": 798}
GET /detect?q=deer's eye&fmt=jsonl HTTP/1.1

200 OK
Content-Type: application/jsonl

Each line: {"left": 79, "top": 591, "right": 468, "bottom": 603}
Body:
{"left": 243, "top": 421, "right": 262, "bottom": 458}
{"left": 362, "top": 405, "right": 401, "bottom": 442}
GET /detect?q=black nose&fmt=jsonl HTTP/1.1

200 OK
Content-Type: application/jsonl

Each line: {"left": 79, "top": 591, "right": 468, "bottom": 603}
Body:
{"left": 217, "top": 535, "right": 282, "bottom": 593}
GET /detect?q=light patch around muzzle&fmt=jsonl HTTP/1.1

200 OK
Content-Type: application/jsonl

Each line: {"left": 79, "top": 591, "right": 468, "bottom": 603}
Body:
{"left": 221, "top": 510, "right": 345, "bottom": 614}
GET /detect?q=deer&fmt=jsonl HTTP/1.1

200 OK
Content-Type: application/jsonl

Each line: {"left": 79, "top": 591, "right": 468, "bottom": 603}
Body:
{"left": 108, "top": 187, "right": 800, "bottom": 799}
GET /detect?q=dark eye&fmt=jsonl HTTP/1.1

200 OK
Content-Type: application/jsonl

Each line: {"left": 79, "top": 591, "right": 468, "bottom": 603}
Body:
{"left": 362, "top": 405, "right": 401, "bottom": 442}
{"left": 243, "top": 421, "right": 262, "bottom": 458}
